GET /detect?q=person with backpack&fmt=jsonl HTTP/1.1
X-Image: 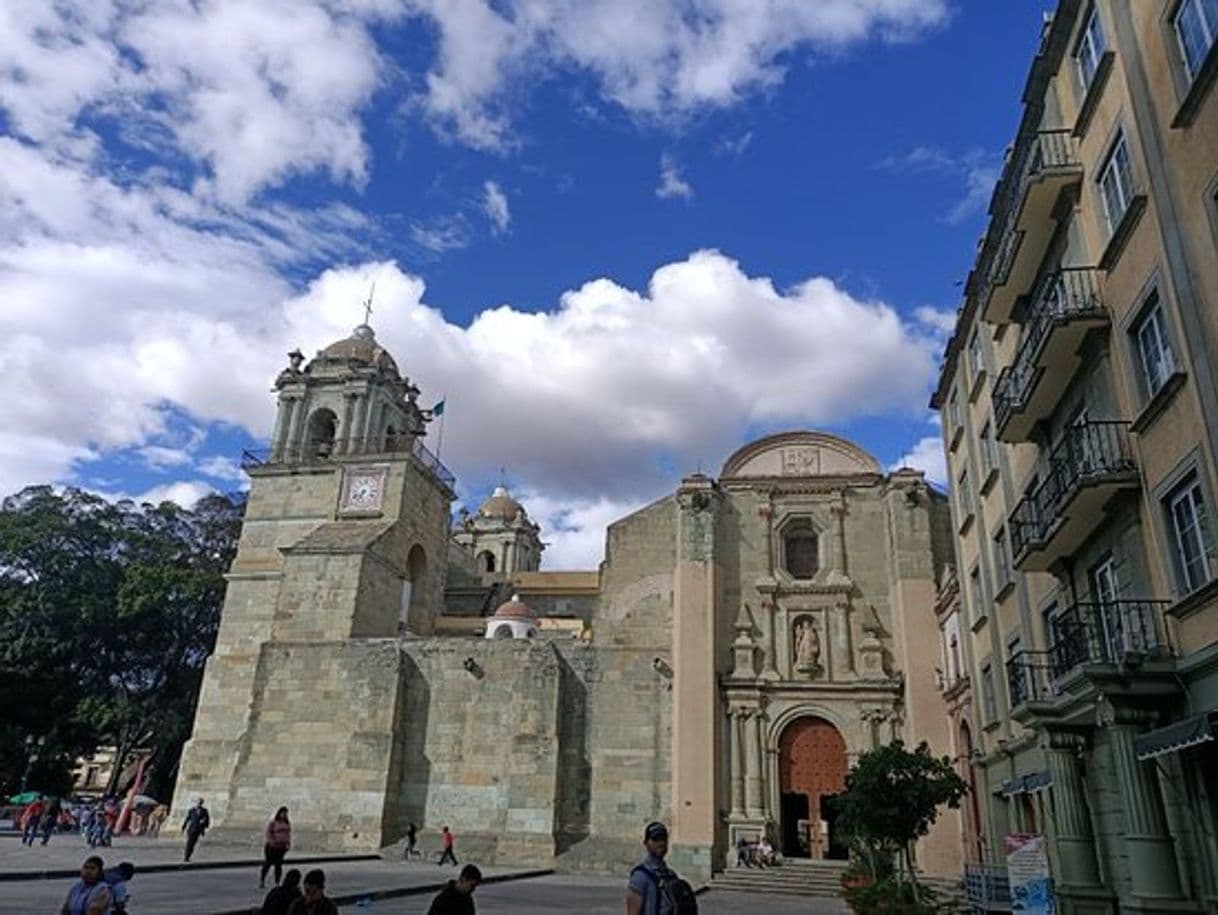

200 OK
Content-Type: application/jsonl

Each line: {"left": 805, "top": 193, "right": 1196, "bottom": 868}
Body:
{"left": 626, "top": 821, "right": 698, "bottom": 915}
{"left": 103, "top": 861, "right": 135, "bottom": 914}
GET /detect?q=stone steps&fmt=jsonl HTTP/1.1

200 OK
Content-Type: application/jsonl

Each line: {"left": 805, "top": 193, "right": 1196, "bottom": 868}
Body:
{"left": 710, "top": 860, "right": 847, "bottom": 897}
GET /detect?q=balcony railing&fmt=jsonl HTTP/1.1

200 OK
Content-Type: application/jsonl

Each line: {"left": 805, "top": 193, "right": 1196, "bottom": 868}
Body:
{"left": 1049, "top": 599, "right": 1172, "bottom": 676}
{"left": 1007, "top": 599, "right": 1172, "bottom": 709}
{"left": 965, "top": 863, "right": 1012, "bottom": 912}
{"left": 242, "top": 434, "right": 456, "bottom": 488}
{"left": 982, "top": 129, "right": 1083, "bottom": 323}
{"left": 993, "top": 268, "right": 1107, "bottom": 436}
{"left": 1009, "top": 422, "right": 1137, "bottom": 562}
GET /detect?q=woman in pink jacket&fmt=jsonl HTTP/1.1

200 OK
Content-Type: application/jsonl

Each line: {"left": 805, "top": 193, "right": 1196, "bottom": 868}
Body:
{"left": 260, "top": 807, "right": 292, "bottom": 888}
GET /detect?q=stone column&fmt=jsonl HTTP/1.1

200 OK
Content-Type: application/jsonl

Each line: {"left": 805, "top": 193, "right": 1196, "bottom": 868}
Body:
{"left": 760, "top": 601, "right": 780, "bottom": 680}
{"left": 1107, "top": 717, "right": 1184, "bottom": 900}
{"left": 285, "top": 395, "right": 305, "bottom": 462}
{"left": 338, "top": 393, "right": 356, "bottom": 455}
{"left": 834, "top": 599, "right": 855, "bottom": 677}
{"left": 744, "top": 710, "right": 765, "bottom": 818}
{"left": 830, "top": 500, "right": 849, "bottom": 577}
{"left": 270, "top": 397, "right": 293, "bottom": 461}
{"left": 1043, "top": 732, "right": 1102, "bottom": 888}
{"left": 728, "top": 710, "right": 745, "bottom": 819}
{"left": 351, "top": 393, "right": 372, "bottom": 453}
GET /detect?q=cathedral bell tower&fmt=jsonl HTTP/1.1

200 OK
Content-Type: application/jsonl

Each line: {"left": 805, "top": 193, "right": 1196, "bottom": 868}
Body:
{"left": 172, "top": 319, "right": 456, "bottom": 842}
{"left": 453, "top": 485, "right": 544, "bottom": 579}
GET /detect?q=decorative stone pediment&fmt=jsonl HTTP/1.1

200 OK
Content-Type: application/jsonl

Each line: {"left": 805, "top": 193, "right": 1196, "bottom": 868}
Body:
{"left": 720, "top": 431, "right": 882, "bottom": 480}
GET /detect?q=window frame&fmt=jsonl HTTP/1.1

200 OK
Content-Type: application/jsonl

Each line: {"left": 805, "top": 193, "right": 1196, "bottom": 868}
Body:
{"left": 1074, "top": 6, "right": 1107, "bottom": 89}
{"left": 782, "top": 520, "right": 821, "bottom": 581}
{"left": 1098, "top": 130, "right": 1136, "bottom": 235}
{"left": 1132, "top": 292, "right": 1177, "bottom": 399}
{"left": 1166, "top": 473, "right": 1214, "bottom": 594}
{"left": 981, "top": 662, "right": 998, "bottom": 724}
{"left": 1174, "top": 0, "right": 1218, "bottom": 82}
{"left": 993, "top": 527, "right": 1012, "bottom": 595}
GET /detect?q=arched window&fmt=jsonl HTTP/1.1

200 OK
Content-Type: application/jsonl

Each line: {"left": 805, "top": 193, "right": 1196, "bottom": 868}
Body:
{"left": 783, "top": 521, "right": 820, "bottom": 580}
{"left": 477, "top": 551, "right": 496, "bottom": 573}
{"left": 493, "top": 624, "right": 513, "bottom": 639}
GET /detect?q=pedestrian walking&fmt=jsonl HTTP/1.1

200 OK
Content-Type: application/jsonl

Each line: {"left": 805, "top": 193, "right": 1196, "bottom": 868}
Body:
{"left": 41, "top": 795, "right": 64, "bottom": 845}
{"left": 404, "top": 822, "right": 420, "bottom": 860}
{"left": 260, "top": 867, "right": 303, "bottom": 915}
{"left": 59, "top": 855, "right": 113, "bottom": 915}
{"left": 261, "top": 806, "right": 292, "bottom": 888}
{"left": 182, "top": 797, "right": 211, "bottom": 862}
{"left": 437, "top": 826, "right": 458, "bottom": 866}
{"left": 286, "top": 868, "right": 337, "bottom": 915}
{"left": 426, "top": 863, "right": 481, "bottom": 915}
{"left": 20, "top": 796, "right": 44, "bottom": 846}
{"left": 103, "top": 862, "right": 136, "bottom": 914}
{"left": 626, "top": 821, "right": 698, "bottom": 915}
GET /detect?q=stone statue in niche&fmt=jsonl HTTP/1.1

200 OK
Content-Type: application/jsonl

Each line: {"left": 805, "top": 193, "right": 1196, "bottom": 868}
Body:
{"left": 794, "top": 617, "right": 821, "bottom": 675}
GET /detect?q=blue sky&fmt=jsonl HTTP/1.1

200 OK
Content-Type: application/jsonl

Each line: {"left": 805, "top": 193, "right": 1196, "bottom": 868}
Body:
{"left": 0, "top": 1, "right": 1043, "bottom": 566}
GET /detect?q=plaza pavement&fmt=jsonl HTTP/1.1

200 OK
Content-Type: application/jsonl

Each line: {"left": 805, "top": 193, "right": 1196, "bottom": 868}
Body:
{"left": 1, "top": 836, "right": 848, "bottom": 913}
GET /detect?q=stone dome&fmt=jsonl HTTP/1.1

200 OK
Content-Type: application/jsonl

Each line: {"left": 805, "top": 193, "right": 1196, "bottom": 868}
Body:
{"left": 478, "top": 486, "right": 525, "bottom": 520}
{"left": 492, "top": 594, "right": 536, "bottom": 620}
{"left": 316, "top": 324, "right": 399, "bottom": 374}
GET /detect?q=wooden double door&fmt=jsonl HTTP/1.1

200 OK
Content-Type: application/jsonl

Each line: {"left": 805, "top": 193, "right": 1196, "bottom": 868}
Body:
{"left": 778, "top": 716, "right": 848, "bottom": 860}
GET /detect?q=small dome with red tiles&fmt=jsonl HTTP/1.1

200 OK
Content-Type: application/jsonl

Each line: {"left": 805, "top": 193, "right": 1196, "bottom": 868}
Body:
{"left": 492, "top": 594, "right": 536, "bottom": 620}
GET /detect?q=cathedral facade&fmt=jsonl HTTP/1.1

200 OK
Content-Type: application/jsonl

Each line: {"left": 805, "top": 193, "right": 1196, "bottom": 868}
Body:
{"left": 173, "top": 324, "right": 963, "bottom": 879}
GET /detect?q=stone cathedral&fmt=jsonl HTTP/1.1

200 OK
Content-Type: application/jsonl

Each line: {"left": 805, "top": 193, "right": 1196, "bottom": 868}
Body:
{"left": 173, "top": 322, "right": 963, "bottom": 880}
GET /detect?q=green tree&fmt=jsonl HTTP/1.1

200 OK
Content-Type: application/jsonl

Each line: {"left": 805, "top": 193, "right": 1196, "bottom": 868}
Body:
{"left": 0, "top": 486, "right": 242, "bottom": 801}
{"left": 834, "top": 739, "right": 969, "bottom": 904}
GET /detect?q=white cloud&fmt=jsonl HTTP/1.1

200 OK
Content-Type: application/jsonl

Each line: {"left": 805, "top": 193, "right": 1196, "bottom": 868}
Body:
{"left": 406, "top": 0, "right": 951, "bottom": 149}
{"left": 138, "top": 445, "right": 195, "bottom": 470}
{"left": 134, "top": 480, "right": 217, "bottom": 508}
{"left": 0, "top": 1, "right": 393, "bottom": 203}
{"left": 914, "top": 305, "right": 959, "bottom": 336}
{"left": 715, "top": 131, "right": 754, "bottom": 157}
{"left": 878, "top": 146, "right": 1001, "bottom": 225}
{"left": 409, "top": 217, "right": 472, "bottom": 253}
{"left": 892, "top": 435, "right": 947, "bottom": 487}
{"left": 656, "top": 154, "right": 694, "bottom": 200}
{"left": 482, "top": 180, "right": 511, "bottom": 234}
{"left": 197, "top": 455, "right": 249, "bottom": 486}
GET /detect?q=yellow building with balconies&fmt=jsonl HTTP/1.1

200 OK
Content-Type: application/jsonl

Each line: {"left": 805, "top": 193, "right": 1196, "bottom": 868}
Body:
{"left": 932, "top": 2, "right": 1218, "bottom": 913}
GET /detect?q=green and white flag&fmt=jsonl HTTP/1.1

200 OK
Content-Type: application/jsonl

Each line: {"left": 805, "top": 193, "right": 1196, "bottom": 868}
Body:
{"left": 431, "top": 400, "right": 445, "bottom": 416}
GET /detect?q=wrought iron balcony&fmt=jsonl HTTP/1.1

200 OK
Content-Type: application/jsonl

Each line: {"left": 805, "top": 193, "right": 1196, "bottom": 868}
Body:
{"left": 981, "top": 129, "right": 1083, "bottom": 324}
{"left": 242, "top": 434, "right": 456, "bottom": 488}
{"left": 1009, "top": 422, "right": 1138, "bottom": 570}
{"left": 993, "top": 268, "right": 1108, "bottom": 442}
{"left": 1007, "top": 599, "right": 1172, "bottom": 712}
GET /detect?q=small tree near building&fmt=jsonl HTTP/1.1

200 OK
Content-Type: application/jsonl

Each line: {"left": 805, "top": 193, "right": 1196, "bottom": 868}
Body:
{"left": 834, "top": 740, "right": 968, "bottom": 908}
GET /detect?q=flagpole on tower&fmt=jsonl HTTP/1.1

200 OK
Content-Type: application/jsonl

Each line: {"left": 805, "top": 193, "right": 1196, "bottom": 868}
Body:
{"left": 433, "top": 395, "right": 447, "bottom": 461}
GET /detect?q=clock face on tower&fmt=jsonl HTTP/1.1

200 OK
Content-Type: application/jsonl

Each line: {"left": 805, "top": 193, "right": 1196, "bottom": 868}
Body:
{"left": 341, "top": 466, "right": 387, "bottom": 513}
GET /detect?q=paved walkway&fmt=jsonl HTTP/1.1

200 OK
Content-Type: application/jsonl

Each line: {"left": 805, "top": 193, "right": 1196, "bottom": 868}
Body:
{"left": 364, "top": 874, "right": 850, "bottom": 913}
{"left": 8, "top": 857, "right": 537, "bottom": 913}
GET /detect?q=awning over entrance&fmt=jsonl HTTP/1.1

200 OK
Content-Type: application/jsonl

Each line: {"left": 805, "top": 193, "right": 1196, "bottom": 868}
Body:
{"left": 1000, "top": 770, "right": 1053, "bottom": 796}
{"left": 1134, "top": 713, "right": 1216, "bottom": 761}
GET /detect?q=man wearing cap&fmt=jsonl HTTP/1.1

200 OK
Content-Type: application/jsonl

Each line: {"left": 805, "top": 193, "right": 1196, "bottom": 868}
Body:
{"left": 627, "top": 821, "right": 684, "bottom": 915}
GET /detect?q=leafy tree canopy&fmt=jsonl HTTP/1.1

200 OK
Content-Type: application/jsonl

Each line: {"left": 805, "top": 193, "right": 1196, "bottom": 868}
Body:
{"left": 0, "top": 486, "right": 242, "bottom": 801}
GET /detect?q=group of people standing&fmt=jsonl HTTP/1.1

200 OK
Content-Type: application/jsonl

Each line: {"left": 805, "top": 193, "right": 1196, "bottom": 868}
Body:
{"left": 58, "top": 856, "right": 135, "bottom": 915}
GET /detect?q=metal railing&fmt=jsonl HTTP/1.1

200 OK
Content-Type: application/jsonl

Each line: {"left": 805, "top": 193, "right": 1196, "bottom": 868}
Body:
{"left": 993, "top": 268, "right": 1106, "bottom": 430}
{"left": 986, "top": 129, "right": 1082, "bottom": 289}
{"left": 1009, "top": 421, "right": 1136, "bottom": 558}
{"left": 965, "top": 863, "right": 1012, "bottom": 912}
{"left": 241, "top": 434, "right": 456, "bottom": 488}
{"left": 1048, "top": 599, "right": 1171, "bottom": 677}
{"left": 1007, "top": 650, "right": 1058, "bottom": 706}
{"left": 1007, "top": 599, "right": 1172, "bottom": 709}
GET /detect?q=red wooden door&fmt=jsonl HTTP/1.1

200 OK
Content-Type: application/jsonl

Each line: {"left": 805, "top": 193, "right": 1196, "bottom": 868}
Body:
{"left": 779, "top": 716, "right": 847, "bottom": 858}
